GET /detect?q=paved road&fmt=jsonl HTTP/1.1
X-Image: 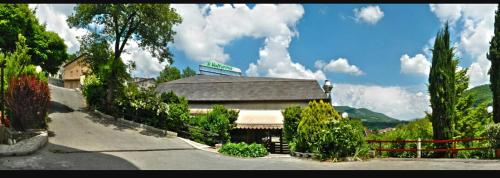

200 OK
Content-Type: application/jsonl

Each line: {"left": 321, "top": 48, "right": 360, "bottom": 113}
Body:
{"left": 1, "top": 85, "right": 500, "bottom": 170}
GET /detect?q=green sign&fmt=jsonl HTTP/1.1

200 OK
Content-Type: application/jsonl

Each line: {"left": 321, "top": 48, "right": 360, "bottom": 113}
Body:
{"left": 202, "top": 61, "right": 234, "bottom": 71}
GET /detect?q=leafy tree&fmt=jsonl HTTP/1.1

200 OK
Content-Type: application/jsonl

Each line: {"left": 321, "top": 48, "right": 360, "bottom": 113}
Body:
{"left": 157, "top": 65, "right": 181, "bottom": 83}
{"left": 428, "top": 22, "right": 455, "bottom": 157}
{"left": 488, "top": 4, "right": 500, "bottom": 124}
{"left": 452, "top": 60, "right": 493, "bottom": 142}
{"left": 67, "top": 4, "right": 182, "bottom": 112}
{"left": 182, "top": 66, "right": 196, "bottom": 78}
{"left": 0, "top": 4, "right": 68, "bottom": 74}
{"left": 283, "top": 106, "right": 302, "bottom": 142}
{"left": 295, "top": 100, "right": 342, "bottom": 152}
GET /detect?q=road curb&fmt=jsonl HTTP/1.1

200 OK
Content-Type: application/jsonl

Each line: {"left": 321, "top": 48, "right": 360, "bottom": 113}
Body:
{"left": 0, "top": 131, "right": 48, "bottom": 156}
{"left": 92, "top": 110, "right": 177, "bottom": 138}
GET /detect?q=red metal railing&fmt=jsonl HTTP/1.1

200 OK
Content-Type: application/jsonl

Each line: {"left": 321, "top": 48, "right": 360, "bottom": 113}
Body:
{"left": 367, "top": 138, "right": 490, "bottom": 157}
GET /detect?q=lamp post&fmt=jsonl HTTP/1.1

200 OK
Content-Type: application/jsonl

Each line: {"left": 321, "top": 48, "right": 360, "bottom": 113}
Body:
{"left": 342, "top": 112, "right": 349, "bottom": 119}
{"left": 0, "top": 60, "right": 6, "bottom": 126}
{"left": 323, "top": 79, "right": 333, "bottom": 105}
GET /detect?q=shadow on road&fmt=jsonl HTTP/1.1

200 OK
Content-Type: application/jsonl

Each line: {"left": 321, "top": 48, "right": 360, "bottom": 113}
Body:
{"left": 48, "top": 101, "right": 74, "bottom": 114}
{"left": 1, "top": 142, "right": 140, "bottom": 170}
{"left": 82, "top": 111, "right": 167, "bottom": 139}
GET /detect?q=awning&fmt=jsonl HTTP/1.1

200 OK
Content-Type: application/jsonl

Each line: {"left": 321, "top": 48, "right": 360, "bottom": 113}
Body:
{"left": 235, "top": 110, "right": 283, "bottom": 130}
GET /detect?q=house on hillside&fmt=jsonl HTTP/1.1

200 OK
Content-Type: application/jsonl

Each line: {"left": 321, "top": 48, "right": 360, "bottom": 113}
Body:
{"left": 63, "top": 54, "right": 89, "bottom": 89}
{"left": 156, "top": 75, "right": 331, "bottom": 153}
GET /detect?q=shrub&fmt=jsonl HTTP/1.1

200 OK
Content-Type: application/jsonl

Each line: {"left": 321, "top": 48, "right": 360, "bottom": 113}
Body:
{"left": 5, "top": 75, "right": 50, "bottom": 131}
{"left": 295, "top": 100, "right": 342, "bottom": 152}
{"left": 187, "top": 105, "right": 238, "bottom": 146}
{"left": 167, "top": 98, "right": 190, "bottom": 132}
{"left": 82, "top": 75, "right": 106, "bottom": 110}
{"left": 316, "top": 119, "right": 366, "bottom": 159}
{"left": 117, "top": 86, "right": 169, "bottom": 129}
{"left": 218, "top": 142, "right": 268, "bottom": 157}
{"left": 283, "top": 106, "right": 302, "bottom": 143}
{"left": 486, "top": 123, "right": 500, "bottom": 149}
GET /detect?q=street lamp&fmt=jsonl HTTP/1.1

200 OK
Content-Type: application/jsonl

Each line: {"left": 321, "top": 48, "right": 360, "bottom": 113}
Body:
{"left": 487, "top": 106, "right": 493, "bottom": 114}
{"left": 35, "top": 66, "right": 42, "bottom": 73}
{"left": 323, "top": 79, "right": 333, "bottom": 104}
{"left": 342, "top": 112, "right": 349, "bottom": 119}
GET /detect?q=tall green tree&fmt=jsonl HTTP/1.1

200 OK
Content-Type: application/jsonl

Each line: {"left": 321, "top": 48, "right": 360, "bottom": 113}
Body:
{"left": 182, "top": 66, "right": 196, "bottom": 78}
{"left": 157, "top": 65, "right": 181, "bottom": 83}
{"left": 453, "top": 60, "right": 492, "bottom": 142}
{"left": 428, "top": 22, "right": 455, "bottom": 157}
{"left": 488, "top": 4, "right": 500, "bottom": 124}
{"left": 0, "top": 4, "right": 69, "bottom": 74}
{"left": 67, "top": 4, "right": 182, "bottom": 113}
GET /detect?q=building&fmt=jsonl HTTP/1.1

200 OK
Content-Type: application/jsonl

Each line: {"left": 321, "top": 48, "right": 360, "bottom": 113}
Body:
{"left": 156, "top": 75, "right": 330, "bottom": 153}
{"left": 131, "top": 77, "right": 156, "bottom": 89}
{"left": 199, "top": 60, "right": 242, "bottom": 76}
{"left": 63, "top": 54, "right": 89, "bottom": 89}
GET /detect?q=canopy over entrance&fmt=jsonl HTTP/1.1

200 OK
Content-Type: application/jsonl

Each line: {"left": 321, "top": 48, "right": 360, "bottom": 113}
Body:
{"left": 235, "top": 110, "right": 283, "bottom": 130}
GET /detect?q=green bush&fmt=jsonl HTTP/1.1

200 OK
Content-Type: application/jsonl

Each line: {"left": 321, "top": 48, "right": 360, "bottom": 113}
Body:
{"left": 82, "top": 75, "right": 106, "bottom": 110}
{"left": 218, "top": 142, "right": 268, "bottom": 157}
{"left": 316, "top": 119, "right": 367, "bottom": 159}
{"left": 486, "top": 123, "right": 500, "bottom": 149}
{"left": 115, "top": 84, "right": 169, "bottom": 130}
{"left": 295, "top": 100, "right": 341, "bottom": 152}
{"left": 283, "top": 106, "right": 302, "bottom": 143}
{"left": 187, "top": 105, "right": 238, "bottom": 146}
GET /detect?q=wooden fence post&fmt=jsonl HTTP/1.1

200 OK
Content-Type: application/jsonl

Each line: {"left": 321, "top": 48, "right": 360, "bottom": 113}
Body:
{"left": 378, "top": 142, "right": 382, "bottom": 157}
{"left": 417, "top": 138, "right": 421, "bottom": 158}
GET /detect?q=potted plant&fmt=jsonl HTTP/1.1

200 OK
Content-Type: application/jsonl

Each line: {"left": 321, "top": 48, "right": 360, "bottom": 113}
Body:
{"left": 486, "top": 123, "right": 500, "bottom": 158}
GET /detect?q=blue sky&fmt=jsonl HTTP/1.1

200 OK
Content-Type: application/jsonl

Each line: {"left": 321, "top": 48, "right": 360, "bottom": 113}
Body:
{"left": 30, "top": 4, "right": 498, "bottom": 120}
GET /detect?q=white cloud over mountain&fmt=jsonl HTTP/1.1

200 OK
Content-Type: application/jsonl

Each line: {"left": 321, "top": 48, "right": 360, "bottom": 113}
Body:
{"left": 353, "top": 5, "right": 385, "bottom": 25}
{"left": 332, "top": 83, "right": 430, "bottom": 120}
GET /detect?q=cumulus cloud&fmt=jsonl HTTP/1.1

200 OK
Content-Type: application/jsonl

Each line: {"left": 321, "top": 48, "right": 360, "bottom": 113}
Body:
{"left": 353, "top": 5, "right": 385, "bottom": 25}
{"left": 121, "top": 41, "right": 167, "bottom": 78}
{"left": 29, "top": 4, "right": 87, "bottom": 53}
{"left": 332, "top": 83, "right": 430, "bottom": 120}
{"left": 400, "top": 54, "right": 431, "bottom": 76}
{"left": 429, "top": 4, "right": 497, "bottom": 87}
{"left": 315, "top": 58, "right": 364, "bottom": 76}
{"left": 172, "top": 4, "right": 325, "bottom": 80}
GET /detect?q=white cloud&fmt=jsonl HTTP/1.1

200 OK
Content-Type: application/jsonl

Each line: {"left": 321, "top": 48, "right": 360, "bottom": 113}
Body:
{"left": 315, "top": 58, "right": 364, "bottom": 76}
{"left": 429, "top": 4, "right": 463, "bottom": 25}
{"left": 173, "top": 4, "right": 325, "bottom": 80}
{"left": 429, "top": 4, "right": 497, "bottom": 87}
{"left": 332, "top": 83, "right": 429, "bottom": 120}
{"left": 29, "top": 4, "right": 87, "bottom": 54}
{"left": 400, "top": 54, "right": 431, "bottom": 76}
{"left": 120, "top": 41, "right": 167, "bottom": 78}
{"left": 353, "top": 5, "right": 385, "bottom": 25}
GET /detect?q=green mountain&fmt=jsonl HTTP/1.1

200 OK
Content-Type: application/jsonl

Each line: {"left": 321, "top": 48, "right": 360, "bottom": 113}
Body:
{"left": 334, "top": 106, "right": 405, "bottom": 130}
{"left": 465, "top": 84, "right": 493, "bottom": 106}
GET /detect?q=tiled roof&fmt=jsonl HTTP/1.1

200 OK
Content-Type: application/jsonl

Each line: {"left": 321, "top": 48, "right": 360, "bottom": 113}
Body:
{"left": 155, "top": 75, "right": 328, "bottom": 102}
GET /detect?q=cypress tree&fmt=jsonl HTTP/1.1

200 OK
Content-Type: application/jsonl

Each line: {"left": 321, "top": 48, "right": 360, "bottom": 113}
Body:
{"left": 488, "top": 4, "right": 500, "bottom": 123}
{"left": 428, "top": 22, "right": 455, "bottom": 157}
